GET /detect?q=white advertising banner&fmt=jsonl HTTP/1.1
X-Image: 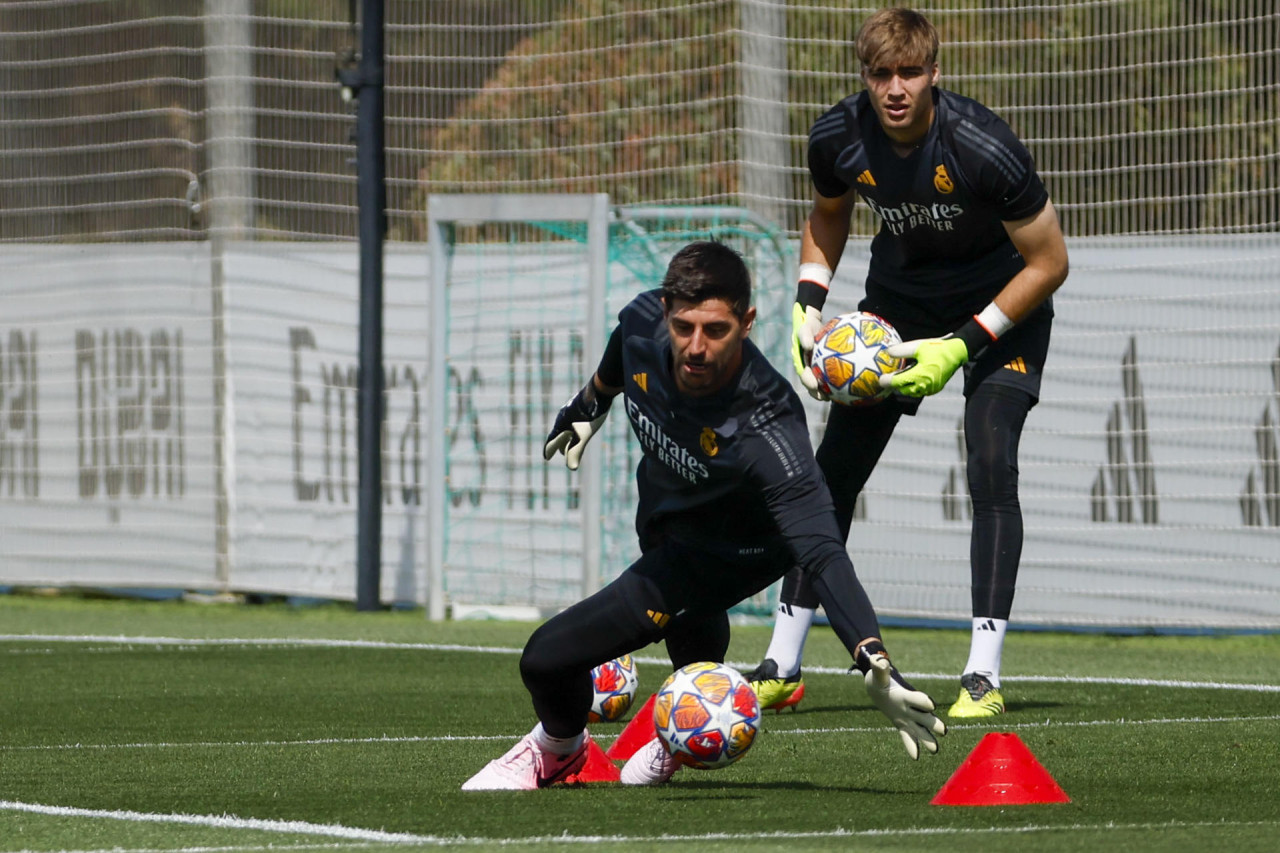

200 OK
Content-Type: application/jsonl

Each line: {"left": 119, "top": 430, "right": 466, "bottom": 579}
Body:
{"left": 220, "top": 244, "right": 428, "bottom": 604}
{"left": 2, "top": 235, "right": 1277, "bottom": 630}
{"left": 818, "top": 236, "right": 1280, "bottom": 629}
{"left": 0, "top": 245, "right": 217, "bottom": 589}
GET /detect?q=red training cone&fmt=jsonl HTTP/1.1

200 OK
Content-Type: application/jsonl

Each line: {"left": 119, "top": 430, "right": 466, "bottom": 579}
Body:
{"left": 604, "top": 693, "right": 658, "bottom": 760}
{"left": 565, "top": 737, "right": 621, "bottom": 783}
{"left": 930, "top": 732, "right": 1070, "bottom": 806}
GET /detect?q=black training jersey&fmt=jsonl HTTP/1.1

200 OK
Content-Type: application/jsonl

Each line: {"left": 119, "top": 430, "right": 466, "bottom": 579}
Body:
{"left": 808, "top": 87, "right": 1049, "bottom": 313}
{"left": 606, "top": 290, "right": 851, "bottom": 578}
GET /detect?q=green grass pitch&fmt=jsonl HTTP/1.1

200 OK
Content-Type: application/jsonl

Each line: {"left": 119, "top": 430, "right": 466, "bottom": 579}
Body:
{"left": 2, "top": 594, "right": 1278, "bottom": 852}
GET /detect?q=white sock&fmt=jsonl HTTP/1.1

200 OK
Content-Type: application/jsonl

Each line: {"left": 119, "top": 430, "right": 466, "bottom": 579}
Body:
{"left": 962, "top": 617, "right": 1008, "bottom": 687}
{"left": 764, "top": 604, "right": 815, "bottom": 677}
{"left": 532, "top": 722, "right": 584, "bottom": 756}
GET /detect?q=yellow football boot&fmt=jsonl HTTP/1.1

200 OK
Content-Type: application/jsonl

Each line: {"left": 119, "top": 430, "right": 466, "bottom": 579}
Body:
{"left": 746, "top": 658, "right": 805, "bottom": 712}
{"left": 947, "top": 672, "right": 1005, "bottom": 718}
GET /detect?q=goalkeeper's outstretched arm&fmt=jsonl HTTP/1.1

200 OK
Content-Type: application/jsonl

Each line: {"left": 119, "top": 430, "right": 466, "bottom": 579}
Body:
{"left": 770, "top": 477, "right": 947, "bottom": 760}
{"left": 810, "top": 558, "right": 947, "bottom": 760}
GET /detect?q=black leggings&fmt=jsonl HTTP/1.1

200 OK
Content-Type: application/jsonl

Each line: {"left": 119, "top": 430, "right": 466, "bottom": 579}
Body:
{"left": 520, "top": 526, "right": 883, "bottom": 737}
{"left": 780, "top": 383, "right": 1033, "bottom": 622}
{"left": 519, "top": 539, "right": 779, "bottom": 738}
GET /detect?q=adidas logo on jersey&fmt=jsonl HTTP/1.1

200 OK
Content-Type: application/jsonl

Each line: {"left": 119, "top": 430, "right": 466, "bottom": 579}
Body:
{"left": 632, "top": 372, "right": 648, "bottom": 392}
{"left": 856, "top": 170, "right": 876, "bottom": 186}
{"left": 1004, "top": 357, "right": 1028, "bottom": 374}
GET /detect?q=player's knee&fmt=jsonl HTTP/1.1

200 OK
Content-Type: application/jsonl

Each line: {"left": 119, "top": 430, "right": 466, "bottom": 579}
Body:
{"left": 967, "top": 443, "right": 1018, "bottom": 499}
{"left": 519, "top": 624, "right": 570, "bottom": 686}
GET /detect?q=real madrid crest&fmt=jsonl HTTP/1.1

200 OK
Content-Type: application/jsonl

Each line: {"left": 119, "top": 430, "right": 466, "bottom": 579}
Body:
{"left": 933, "top": 164, "right": 954, "bottom": 194}
{"left": 699, "top": 427, "right": 719, "bottom": 457}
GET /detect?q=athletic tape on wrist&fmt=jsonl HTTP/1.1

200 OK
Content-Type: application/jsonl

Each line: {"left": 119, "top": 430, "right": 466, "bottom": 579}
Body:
{"left": 853, "top": 639, "right": 887, "bottom": 675}
{"left": 797, "top": 262, "right": 833, "bottom": 290}
{"left": 975, "top": 302, "right": 1014, "bottom": 340}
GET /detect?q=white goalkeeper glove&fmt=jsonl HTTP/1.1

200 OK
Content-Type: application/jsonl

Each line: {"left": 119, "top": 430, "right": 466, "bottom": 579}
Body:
{"left": 543, "top": 381, "right": 613, "bottom": 471}
{"left": 856, "top": 641, "right": 946, "bottom": 760}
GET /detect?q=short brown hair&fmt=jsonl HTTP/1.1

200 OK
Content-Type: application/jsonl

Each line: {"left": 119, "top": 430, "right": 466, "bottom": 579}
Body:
{"left": 660, "top": 241, "right": 752, "bottom": 319}
{"left": 855, "top": 7, "right": 939, "bottom": 70}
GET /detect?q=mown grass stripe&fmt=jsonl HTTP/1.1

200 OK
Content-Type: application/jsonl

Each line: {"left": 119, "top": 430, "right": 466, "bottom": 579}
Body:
{"left": 1, "top": 806, "right": 1278, "bottom": 852}
{"left": 3, "top": 633, "right": 1277, "bottom": 693}
{"left": 1, "top": 712, "right": 1276, "bottom": 754}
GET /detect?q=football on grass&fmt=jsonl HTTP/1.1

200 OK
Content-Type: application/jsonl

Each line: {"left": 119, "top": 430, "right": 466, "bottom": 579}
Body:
{"left": 588, "top": 654, "right": 639, "bottom": 723}
{"left": 653, "top": 661, "right": 761, "bottom": 769}
{"left": 810, "top": 311, "right": 905, "bottom": 406}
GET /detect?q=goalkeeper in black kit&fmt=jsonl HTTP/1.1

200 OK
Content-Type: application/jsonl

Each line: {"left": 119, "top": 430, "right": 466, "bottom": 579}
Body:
{"left": 462, "top": 241, "right": 946, "bottom": 791}
{"left": 746, "top": 7, "right": 1069, "bottom": 720}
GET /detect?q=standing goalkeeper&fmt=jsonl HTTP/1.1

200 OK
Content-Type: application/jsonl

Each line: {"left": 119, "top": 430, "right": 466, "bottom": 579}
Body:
{"left": 746, "top": 7, "right": 1069, "bottom": 719}
{"left": 462, "top": 241, "right": 945, "bottom": 791}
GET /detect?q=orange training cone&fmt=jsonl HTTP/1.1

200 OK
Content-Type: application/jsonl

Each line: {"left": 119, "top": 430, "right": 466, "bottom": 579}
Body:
{"left": 604, "top": 693, "right": 658, "bottom": 760}
{"left": 930, "top": 732, "right": 1070, "bottom": 806}
{"left": 565, "top": 737, "right": 621, "bottom": 783}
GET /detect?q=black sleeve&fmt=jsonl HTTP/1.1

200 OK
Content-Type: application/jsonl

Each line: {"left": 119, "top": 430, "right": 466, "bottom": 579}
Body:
{"left": 812, "top": 560, "right": 883, "bottom": 653}
{"left": 744, "top": 407, "right": 882, "bottom": 647}
{"left": 953, "top": 115, "right": 1048, "bottom": 221}
{"left": 808, "top": 107, "right": 854, "bottom": 200}
{"left": 595, "top": 326, "right": 624, "bottom": 389}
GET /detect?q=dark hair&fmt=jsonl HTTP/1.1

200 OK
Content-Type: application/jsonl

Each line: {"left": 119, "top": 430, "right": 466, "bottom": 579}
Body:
{"left": 660, "top": 241, "right": 752, "bottom": 319}
{"left": 856, "top": 7, "right": 939, "bottom": 70}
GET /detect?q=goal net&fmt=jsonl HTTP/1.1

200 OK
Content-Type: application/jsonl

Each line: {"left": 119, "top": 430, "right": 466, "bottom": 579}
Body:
{"left": 425, "top": 195, "right": 793, "bottom": 620}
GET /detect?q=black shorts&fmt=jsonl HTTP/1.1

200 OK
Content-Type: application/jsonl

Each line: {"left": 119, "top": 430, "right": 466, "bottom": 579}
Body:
{"left": 632, "top": 529, "right": 791, "bottom": 619}
{"left": 961, "top": 307, "right": 1051, "bottom": 401}
{"left": 524, "top": 534, "right": 788, "bottom": 681}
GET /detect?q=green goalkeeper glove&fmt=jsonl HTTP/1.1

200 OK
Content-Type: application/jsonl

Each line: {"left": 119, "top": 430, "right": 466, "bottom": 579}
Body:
{"left": 543, "top": 382, "right": 613, "bottom": 471}
{"left": 882, "top": 337, "right": 968, "bottom": 397}
{"left": 792, "top": 279, "right": 830, "bottom": 402}
{"left": 880, "top": 316, "right": 998, "bottom": 397}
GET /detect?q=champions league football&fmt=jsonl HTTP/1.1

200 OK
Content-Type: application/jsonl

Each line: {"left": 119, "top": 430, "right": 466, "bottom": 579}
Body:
{"left": 653, "top": 662, "right": 762, "bottom": 769}
{"left": 810, "top": 311, "right": 906, "bottom": 406}
{"left": 587, "top": 654, "right": 639, "bottom": 723}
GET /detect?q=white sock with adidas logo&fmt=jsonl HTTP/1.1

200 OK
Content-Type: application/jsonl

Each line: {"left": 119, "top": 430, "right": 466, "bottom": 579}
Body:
{"left": 763, "top": 603, "right": 815, "bottom": 678}
{"left": 962, "top": 617, "right": 1008, "bottom": 688}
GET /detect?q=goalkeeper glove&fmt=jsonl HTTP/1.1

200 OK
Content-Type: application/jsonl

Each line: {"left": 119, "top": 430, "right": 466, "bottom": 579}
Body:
{"left": 543, "top": 382, "right": 613, "bottom": 471}
{"left": 856, "top": 641, "right": 946, "bottom": 760}
{"left": 792, "top": 278, "right": 830, "bottom": 402}
{"left": 881, "top": 316, "right": 993, "bottom": 398}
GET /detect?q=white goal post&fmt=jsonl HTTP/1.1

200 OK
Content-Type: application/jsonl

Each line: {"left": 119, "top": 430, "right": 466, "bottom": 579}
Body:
{"left": 426, "top": 194, "right": 610, "bottom": 621}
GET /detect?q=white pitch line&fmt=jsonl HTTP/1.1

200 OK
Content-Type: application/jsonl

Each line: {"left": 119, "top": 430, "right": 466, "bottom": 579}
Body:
{"left": 0, "top": 634, "right": 522, "bottom": 655}
{"left": 2, "top": 712, "right": 1276, "bottom": 755}
{"left": 0, "top": 800, "right": 435, "bottom": 844}
{"left": 793, "top": 664, "right": 1280, "bottom": 692}
{"left": 774, "top": 712, "right": 1280, "bottom": 736}
{"left": 0, "top": 846, "right": 370, "bottom": 853}
{"left": 0, "top": 734, "right": 515, "bottom": 753}
{"left": 2, "top": 633, "right": 1278, "bottom": 693}
{"left": 1, "top": 813, "right": 1278, "bottom": 853}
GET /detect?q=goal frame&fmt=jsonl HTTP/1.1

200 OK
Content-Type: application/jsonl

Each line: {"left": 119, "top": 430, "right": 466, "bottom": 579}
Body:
{"left": 426, "top": 193, "right": 610, "bottom": 620}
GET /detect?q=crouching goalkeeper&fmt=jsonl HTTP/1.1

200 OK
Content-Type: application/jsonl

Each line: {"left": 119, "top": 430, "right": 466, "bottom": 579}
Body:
{"left": 461, "top": 241, "right": 946, "bottom": 791}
